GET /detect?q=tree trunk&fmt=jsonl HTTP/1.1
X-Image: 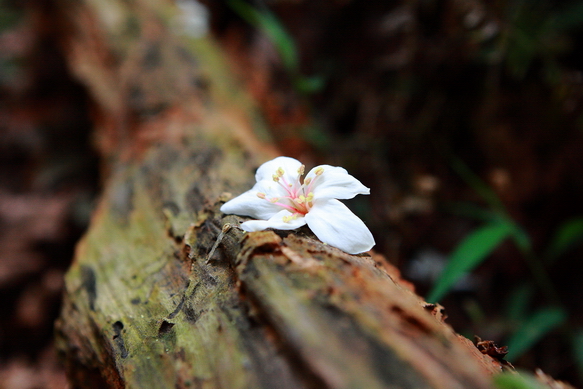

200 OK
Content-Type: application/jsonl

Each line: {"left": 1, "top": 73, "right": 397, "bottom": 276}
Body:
{"left": 54, "top": 0, "right": 506, "bottom": 388}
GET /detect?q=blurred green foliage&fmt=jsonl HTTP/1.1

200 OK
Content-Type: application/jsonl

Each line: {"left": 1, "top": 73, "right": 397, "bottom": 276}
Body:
{"left": 227, "top": 0, "right": 324, "bottom": 94}
{"left": 429, "top": 157, "right": 582, "bottom": 366}
{"left": 493, "top": 371, "right": 546, "bottom": 389}
{"left": 505, "top": 307, "right": 567, "bottom": 361}
{"left": 479, "top": 0, "right": 583, "bottom": 83}
{"left": 545, "top": 217, "right": 583, "bottom": 263}
{"left": 436, "top": 0, "right": 583, "bottom": 358}
{"left": 427, "top": 220, "right": 514, "bottom": 303}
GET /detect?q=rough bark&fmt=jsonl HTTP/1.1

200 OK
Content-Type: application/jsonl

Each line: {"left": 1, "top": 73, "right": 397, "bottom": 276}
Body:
{"left": 54, "top": 0, "right": 507, "bottom": 388}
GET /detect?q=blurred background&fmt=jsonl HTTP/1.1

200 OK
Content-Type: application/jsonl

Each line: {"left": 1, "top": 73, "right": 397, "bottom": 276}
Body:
{"left": 2, "top": 0, "right": 583, "bottom": 387}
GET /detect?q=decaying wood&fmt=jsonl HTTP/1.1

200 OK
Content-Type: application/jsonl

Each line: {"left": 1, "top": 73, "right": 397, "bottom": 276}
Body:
{"left": 53, "top": 0, "right": 515, "bottom": 388}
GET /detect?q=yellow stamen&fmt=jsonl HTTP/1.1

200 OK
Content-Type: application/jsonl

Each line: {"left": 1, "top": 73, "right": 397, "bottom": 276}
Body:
{"left": 297, "top": 195, "right": 306, "bottom": 204}
{"left": 270, "top": 197, "right": 279, "bottom": 203}
{"left": 304, "top": 177, "right": 312, "bottom": 185}
{"left": 257, "top": 192, "right": 266, "bottom": 199}
{"left": 272, "top": 174, "right": 280, "bottom": 182}
{"left": 306, "top": 192, "right": 314, "bottom": 202}
{"left": 276, "top": 167, "right": 285, "bottom": 177}
{"left": 315, "top": 167, "right": 324, "bottom": 176}
{"left": 283, "top": 214, "right": 299, "bottom": 223}
{"left": 298, "top": 164, "right": 305, "bottom": 175}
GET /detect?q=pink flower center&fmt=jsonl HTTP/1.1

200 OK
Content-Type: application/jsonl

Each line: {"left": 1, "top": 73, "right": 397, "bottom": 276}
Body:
{"left": 256, "top": 165, "right": 323, "bottom": 222}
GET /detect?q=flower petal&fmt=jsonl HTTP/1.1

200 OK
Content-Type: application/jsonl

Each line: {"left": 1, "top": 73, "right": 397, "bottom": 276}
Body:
{"left": 304, "top": 199, "right": 375, "bottom": 254}
{"left": 255, "top": 156, "right": 302, "bottom": 187}
{"left": 253, "top": 178, "right": 294, "bottom": 199}
{"left": 306, "top": 165, "right": 370, "bottom": 200}
{"left": 220, "top": 190, "right": 279, "bottom": 220}
{"left": 241, "top": 209, "right": 307, "bottom": 231}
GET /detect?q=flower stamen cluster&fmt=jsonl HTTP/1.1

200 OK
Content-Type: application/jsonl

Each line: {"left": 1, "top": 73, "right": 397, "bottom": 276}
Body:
{"left": 257, "top": 164, "right": 320, "bottom": 222}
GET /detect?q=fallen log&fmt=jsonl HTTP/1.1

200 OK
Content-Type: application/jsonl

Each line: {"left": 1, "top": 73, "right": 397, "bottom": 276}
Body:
{"left": 53, "top": 0, "right": 515, "bottom": 387}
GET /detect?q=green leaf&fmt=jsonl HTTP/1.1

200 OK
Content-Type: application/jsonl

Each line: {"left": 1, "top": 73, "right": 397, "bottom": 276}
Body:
{"left": 227, "top": 0, "right": 299, "bottom": 73}
{"left": 257, "top": 13, "right": 298, "bottom": 72}
{"left": 427, "top": 221, "right": 514, "bottom": 303}
{"left": 505, "top": 307, "right": 567, "bottom": 362}
{"left": 493, "top": 371, "right": 545, "bottom": 389}
{"left": 545, "top": 217, "right": 583, "bottom": 262}
{"left": 509, "top": 222, "right": 533, "bottom": 254}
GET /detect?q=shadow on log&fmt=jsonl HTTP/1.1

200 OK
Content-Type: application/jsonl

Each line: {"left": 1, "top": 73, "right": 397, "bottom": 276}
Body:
{"left": 53, "top": 0, "right": 516, "bottom": 387}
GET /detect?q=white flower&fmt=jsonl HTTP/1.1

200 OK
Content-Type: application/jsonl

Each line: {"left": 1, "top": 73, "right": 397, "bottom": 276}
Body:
{"left": 220, "top": 156, "right": 375, "bottom": 254}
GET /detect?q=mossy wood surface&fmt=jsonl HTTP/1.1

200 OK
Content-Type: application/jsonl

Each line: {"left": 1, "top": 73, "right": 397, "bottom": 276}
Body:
{"left": 54, "top": 0, "right": 504, "bottom": 388}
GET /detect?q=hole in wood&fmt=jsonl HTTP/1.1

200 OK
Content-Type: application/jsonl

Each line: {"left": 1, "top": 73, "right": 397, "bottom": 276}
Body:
{"left": 158, "top": 320, "right": 175, "bottom": 336}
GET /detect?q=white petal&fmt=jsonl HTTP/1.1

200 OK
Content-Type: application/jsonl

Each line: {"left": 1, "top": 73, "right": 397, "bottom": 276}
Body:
{"left": 304, "top": 199, "right": 375, "bottom": 254}
{"left": 255, "top": 156, "right": 303, "bottom": 186}
{"left": 306, "top": 165, "right": 370, "bottom": 200}
{"left": 241, "top": 209, "right": 307, "bottom": 231}
{"left": 220, "top": 178, "right": 294, "bottom": 219}
{"left": 254, "top": 178, "right": 283, "bottom": 194}
{"left": 253, "top": 178, "right": 294, "bottom": 199}
{"left": 220, "top": 189, "right": 280, "bottom": 220}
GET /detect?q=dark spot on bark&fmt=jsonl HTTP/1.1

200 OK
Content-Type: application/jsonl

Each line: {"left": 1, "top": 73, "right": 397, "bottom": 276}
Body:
{"left": 167, "top": 293, "right": 186, "bottom": 319}
{"left": 273, "top": 230, "right": 293, "bottom": 239}
{"left": 128, "top": 88, "right": 168, "bottom": 117}
{"left": 185, "top": 185, "right": 205, "bottom": 212}
{"left": 183, "top": 306, "right": 205, "bottom": 324}
{"left": 175, "top": 347, "right": 186, "bottom": 362}
{"left": 130, "top": 297, "right": 141, "bottom": 305}
{"left": 112, "top": 321, "right": 128, "bottom": 359}
{"left": 253, "top": 242, "right": 282, "bottom": 255}
{"left": 192, "top": 147, "right": 220, "bottom": 174}
{"left": 81, "top": 265, "right": 97, "bottom": 311}
{"left": 158, "top": 320, "right": 175, "bottom": 336}
{"left": 124, "top": 15, "right": 141, "bottom": 39}
{"left": 201, "top": 269, "right": 218, "bottom": 287}
{"left": 143, "top": 43, "right": 162, "bottom": 70}
{"left": 113, "top": 321, "right": 124, "bottom": 331}
{"left": 192, "top": 76, "right": 210, "bottom": 92}
{"left": 128, "top": 85, "right": 143, "bottom": 106}
{"left": 176, "top": 46, "right": 198, "bottom": 67}
{"left": 391, "top": 305, "right": 431, "bottom": 334}
{"left": 151, "top": 145, "right": 180, "bottom": 171}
